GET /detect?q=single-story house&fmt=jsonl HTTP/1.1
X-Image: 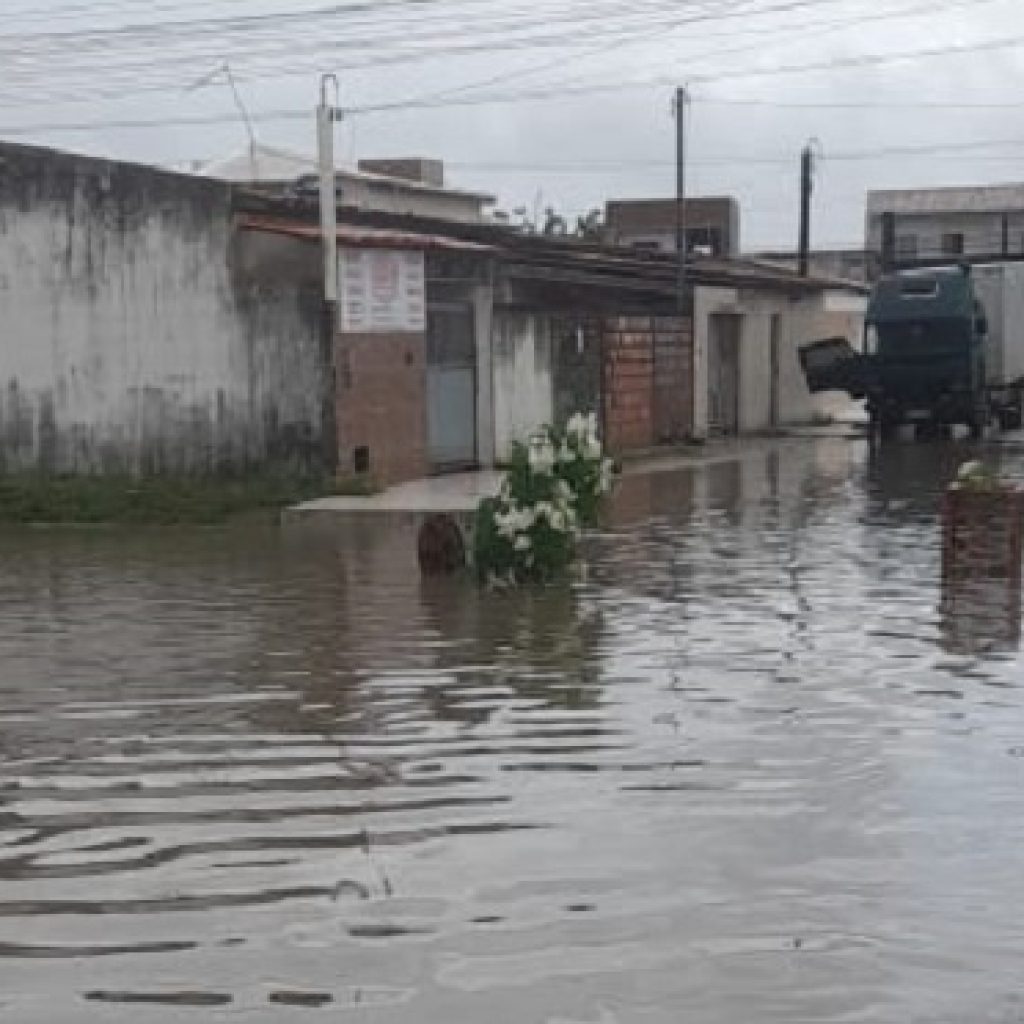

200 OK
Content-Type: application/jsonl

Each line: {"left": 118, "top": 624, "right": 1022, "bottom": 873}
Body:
{"left": 0, "top": 140, "right": 866, "bottom": 483}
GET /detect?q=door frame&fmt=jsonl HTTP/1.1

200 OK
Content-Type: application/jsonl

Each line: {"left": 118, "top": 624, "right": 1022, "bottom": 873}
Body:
{"left": 426, "top": 301, "right": 479, "bottom": 472}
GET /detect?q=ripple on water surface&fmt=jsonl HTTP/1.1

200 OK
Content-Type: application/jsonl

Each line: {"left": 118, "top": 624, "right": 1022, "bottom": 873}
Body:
{"left": 2, "top": 440, "right": 1024, "bottom": 1023}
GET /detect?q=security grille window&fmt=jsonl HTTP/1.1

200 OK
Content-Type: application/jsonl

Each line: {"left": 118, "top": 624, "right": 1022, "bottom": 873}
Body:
{"left": 941, "top": 232, "right": 965, "bottom": 256}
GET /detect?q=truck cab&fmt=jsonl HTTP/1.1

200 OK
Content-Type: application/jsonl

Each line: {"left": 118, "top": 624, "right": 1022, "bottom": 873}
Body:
{"left": 801, "top": 265, "right": 990, "bottom": 439}
{"left": 864, "top": 266, "right": 987, "bottom": 437}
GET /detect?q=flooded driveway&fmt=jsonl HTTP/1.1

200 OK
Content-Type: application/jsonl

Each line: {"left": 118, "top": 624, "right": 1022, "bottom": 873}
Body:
{"left": 2, "top": 438, "right": 1024, "bottom": 1023}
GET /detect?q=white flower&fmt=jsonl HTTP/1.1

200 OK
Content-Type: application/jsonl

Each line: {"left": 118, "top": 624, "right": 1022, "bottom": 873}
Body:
{"left": 584, "top": 412, "right": 599, "bottom": 437}
{"left": 585, "top": 436, "right": 603, "bottom": 460}
{"left": 555, "top": 479, "right": 574, "bottom": 503}
{"left": 558, "top": 442, "right": 577, "bottom": 463}
{"left": 528, "top": 435, "right": 557, "bottom": 475}
{"left": 494, "top": 502, "right": 537, "bottom": 539}
{"left": 514, "top": 534, "right": 532, "bottom": 552}
{"left": 566, "top": 413, "right": 588, "bottom": 438}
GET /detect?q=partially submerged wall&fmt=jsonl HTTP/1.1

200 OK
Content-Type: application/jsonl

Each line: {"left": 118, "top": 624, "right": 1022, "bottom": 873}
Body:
{"left": 0, "top": 143, "right": 328, "bottom": 475}
{"left": 492, "top": 311, "right": 554, "bottom": 462}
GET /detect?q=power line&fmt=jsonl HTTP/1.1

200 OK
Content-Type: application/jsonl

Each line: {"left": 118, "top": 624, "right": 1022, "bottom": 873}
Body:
{"left": 0, "top": 1, "right": 840, "bottom": 106}
{"left": 0, "top": 0, "right": 996, "bottom": 107}
{"left": 345, "top": 30, "right": 1024, "bottom": 115}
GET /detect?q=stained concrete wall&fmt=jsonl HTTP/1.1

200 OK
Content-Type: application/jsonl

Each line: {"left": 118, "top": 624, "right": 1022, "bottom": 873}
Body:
{"left": 492, "top": 311, "right": 553, "bottom": 462}
{"left": 0, "top": 142, "right": 328, "bottom": 475}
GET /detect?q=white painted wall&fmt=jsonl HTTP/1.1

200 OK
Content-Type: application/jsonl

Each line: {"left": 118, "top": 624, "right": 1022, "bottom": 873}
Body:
{"left": 694, "top": 285, "right": 866, "bottom": 435}
{"left": 491, "top": 312, "right": 554, "bottom": 463}
{"left": 0, "top": 144, "right": 326, "bottom": 474}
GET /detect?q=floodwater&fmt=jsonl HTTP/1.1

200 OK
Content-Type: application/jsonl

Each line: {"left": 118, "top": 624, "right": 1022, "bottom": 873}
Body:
{"left": 2, "top": 438, "right": 1024, "bottom": 1024}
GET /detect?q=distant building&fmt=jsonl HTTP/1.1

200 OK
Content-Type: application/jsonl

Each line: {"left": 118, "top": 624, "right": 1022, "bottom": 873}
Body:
{"left": 604, "top": 197, "right": 740, "bottom": 257}
{"left": 199, "top": 142, "right": 495, "bottom": 224}
{"left": 866, "top": 184, "right": 1024, "bottom": 265}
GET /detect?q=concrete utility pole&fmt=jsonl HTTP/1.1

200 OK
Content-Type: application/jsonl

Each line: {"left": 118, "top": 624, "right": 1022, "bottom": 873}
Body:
{"left": 317, "top": 74, "right": 342, "bottom": 476}
{"left": 798, "top": 143, "right": 814, "bottom": 277}
{"left": 317, "top": 74, "right": 341, "bottom": 305}
{"left": 674, "top": 85, "right": 689, "bottom": 313}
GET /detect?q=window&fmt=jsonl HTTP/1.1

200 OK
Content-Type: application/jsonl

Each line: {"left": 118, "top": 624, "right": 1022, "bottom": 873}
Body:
{"left": 896, "top": 234, "right": 918, "bottom": 259}
{"left": 941, "top": 232, "right": 965, "bottom": 256}
{"left": 685, "top": 226, "right": 724, "bottom": 256}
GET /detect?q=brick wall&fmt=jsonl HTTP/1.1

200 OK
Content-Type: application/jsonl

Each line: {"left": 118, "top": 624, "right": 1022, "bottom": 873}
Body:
{"left": 604, "top": 317, "right": 654, "bottom": 452}
{"left": 602, "top": 315, "right": 693, "bottom": 454}
{"left": 653, "top": 315, "right": 693, "bottom": 444}
{"left": 336, "top": 332, "right": 428, "bottom": 485}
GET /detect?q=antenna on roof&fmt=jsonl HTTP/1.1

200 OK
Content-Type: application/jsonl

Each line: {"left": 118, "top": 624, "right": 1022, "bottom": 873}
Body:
{"left": 186, "top": 63, "right": 256, "bottom": 175}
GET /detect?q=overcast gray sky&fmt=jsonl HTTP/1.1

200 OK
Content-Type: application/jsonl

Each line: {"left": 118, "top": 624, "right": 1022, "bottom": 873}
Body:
{"left": 3, "top": 0, "right": 1023, "bottom": 248}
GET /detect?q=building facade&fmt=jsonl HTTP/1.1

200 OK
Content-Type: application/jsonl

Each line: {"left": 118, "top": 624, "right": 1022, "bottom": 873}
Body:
{"left": 0, "top": 141, "right": 864, "bottom": 485}
{"left": 0, "top": 142, "right": 330, "bottom": 475}
{"left": 200, "top": 143, "right": 495, "bottom": 225}
{"left": 866, "top": 184, "right": 1024, "bottom": 265}
{"left": 604, "top": 197, "right": 740, "bottom": 257}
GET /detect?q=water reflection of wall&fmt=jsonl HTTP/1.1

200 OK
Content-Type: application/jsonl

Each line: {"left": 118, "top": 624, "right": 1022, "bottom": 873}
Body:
{"left": 247, "top": 517, "right": 611, "bottom": 737}
{"left": 940, "top": 576, "right": 1022, "bottom": 656}
{"left": 416, "top": 578, "right": 606, "bottom": 721}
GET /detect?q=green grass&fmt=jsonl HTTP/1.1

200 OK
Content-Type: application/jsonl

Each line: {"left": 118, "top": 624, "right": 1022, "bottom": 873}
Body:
{"left": 0, "top": 474, "right": 335, "bottom": 525}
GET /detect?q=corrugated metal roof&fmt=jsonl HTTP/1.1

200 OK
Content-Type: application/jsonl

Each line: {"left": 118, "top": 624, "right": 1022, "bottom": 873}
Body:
{"left": 237, "top": 214, "right": 495, "bottom": 252}
{"left": 867, "top": 184, "right": 1024, "bottom": 216}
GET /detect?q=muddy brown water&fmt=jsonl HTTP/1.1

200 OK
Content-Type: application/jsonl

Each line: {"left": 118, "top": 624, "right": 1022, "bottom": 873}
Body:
{"left": 2, "top": 439, "right": 1024, "bottom": 1023}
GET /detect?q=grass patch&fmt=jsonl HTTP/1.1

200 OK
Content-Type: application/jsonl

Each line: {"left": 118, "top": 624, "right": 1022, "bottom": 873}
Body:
{"left": 0, "top": 474, "right": 335, "bottom": 525}
{"left": 333, "top": 473, "right": 383, "bottom": 497}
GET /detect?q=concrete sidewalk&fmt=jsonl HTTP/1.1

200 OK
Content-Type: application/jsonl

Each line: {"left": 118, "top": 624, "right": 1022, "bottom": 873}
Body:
{"left": 284, "top": 469, "right": 504, "bottom": 522}
{"left": 284, "top": 430, "right": 864, "bottom": 524}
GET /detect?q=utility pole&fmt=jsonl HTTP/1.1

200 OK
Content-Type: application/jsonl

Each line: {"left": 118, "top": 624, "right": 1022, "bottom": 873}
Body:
{"left": 674, "top": 85, "right": 689, "bottom": 313}
{"left": 798, "top": 142, "right": 818, "bottom": 277}
{"left": 317, "top": 74, "right": 341, "bottom": 475}
{"left": 317, "top": 74, "right": 340, "bottom": 305}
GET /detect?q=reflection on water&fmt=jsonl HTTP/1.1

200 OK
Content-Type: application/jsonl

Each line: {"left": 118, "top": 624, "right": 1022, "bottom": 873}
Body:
{"left": 2, "top": 438, "right": 1024, "bottom": 1023}
{"left": 940, "top": 576, "right": 1022, "bottom": 656}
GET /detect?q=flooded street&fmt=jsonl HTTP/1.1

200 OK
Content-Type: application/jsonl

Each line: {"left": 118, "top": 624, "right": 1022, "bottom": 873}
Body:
{"left": 3, "top": 437, "right": 1024, "bottom": 1023}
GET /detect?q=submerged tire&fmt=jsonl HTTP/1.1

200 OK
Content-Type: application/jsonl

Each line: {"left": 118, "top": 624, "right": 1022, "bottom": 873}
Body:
{"left": 417, "top": 514, "right": 466, "bottom": 576}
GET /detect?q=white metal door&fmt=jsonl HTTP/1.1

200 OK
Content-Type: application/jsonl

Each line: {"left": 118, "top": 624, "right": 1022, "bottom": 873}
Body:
{"left": 427, "top": 305, "right": 477, "bottom": 469}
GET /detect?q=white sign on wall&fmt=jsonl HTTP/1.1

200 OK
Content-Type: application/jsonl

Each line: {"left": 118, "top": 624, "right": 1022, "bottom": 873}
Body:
{"left": 339, "top": 248, "right": 426, "bottom": 333}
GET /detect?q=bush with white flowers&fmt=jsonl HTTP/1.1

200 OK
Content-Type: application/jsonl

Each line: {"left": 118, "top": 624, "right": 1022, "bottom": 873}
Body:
{"left": 473, "top": 413, "right": 615, "bottom": 584}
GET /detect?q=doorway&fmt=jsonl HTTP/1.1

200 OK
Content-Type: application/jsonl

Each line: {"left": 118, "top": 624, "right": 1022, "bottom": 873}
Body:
{"left": 708, "top": 313, "right": 742, "bottom": 435}
{"left": 426, "top": 303, "right": 477, "bottom": 470}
